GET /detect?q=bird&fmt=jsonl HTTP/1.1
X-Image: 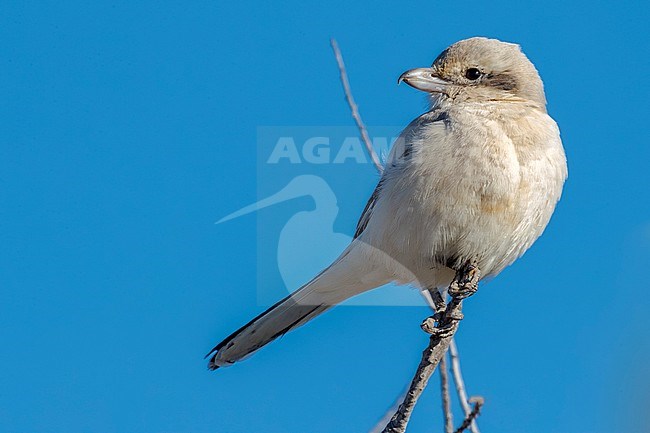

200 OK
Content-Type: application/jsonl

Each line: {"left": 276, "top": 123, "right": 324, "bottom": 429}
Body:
{"left": 207, "top": 37, "right": 568, "bottom": 369}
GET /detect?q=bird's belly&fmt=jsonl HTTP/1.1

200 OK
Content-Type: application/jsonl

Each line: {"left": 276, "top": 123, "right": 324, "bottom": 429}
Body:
{"left": 367, "top": 165, "right": 551, "bottom": 281}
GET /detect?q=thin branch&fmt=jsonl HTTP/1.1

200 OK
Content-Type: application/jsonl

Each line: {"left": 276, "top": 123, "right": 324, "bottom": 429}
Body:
{"left": 449, "top": 340, "right": 481, "bottom": 433}
{"left": 381, "top": 260, "right": 480, "bottom": 433}
{"left": 381, "top": 326, "right": 455, "bottom": 433}
{"left": 330, "top": 38, "right": 384, "bottom": 174}
{"left": 440, "top": 354, "right": 454, "bottom": 433}
{"left": 454, "top": 397, "right": 484, "bottom": 433}
{"left": 423, "top": 293, "right": 481, "bottom": 433}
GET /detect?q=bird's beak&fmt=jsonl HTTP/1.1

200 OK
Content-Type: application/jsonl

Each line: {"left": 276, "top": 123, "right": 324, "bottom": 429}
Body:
{"left": 398, "top": 68, "right": 450, "bottom": 94}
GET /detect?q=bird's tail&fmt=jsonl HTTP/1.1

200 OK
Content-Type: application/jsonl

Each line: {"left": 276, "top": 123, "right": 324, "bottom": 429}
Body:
{"left": 206, "top": 243, "right": 388, "bottom": 369}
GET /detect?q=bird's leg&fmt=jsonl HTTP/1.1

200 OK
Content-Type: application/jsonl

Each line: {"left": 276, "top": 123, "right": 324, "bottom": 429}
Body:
{"left": 422, "top": 259, "right": 480, "bottom": 338}
{"left": 423, "top": 312, "right": 460, "bottom": 339}
{"left": 431, "top": 289, "right": 447, "bottom": 313}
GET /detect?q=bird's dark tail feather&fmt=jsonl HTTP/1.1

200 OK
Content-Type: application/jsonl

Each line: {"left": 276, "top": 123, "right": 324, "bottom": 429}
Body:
{"left": 206, "top": 243, "right": 388, "bottom": 369}
{"left": 205, "top": 289, "right": 330, "bottom": 370}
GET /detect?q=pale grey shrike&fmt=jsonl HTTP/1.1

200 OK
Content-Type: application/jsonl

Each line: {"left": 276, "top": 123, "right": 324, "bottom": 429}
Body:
{"left": 207, "top": 37, "right": 567, "bottom": 369}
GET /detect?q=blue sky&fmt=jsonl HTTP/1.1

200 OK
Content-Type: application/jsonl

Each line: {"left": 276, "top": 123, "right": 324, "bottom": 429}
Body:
{"left": 1, "top": 1, "right": 649, "bottom": 433}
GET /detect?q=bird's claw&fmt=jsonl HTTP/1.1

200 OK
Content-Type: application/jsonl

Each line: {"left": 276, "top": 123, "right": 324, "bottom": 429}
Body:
{"left": 448, "top": 282, "right": 478, "bottom": 300}
{"left": 426, "top": 321, "right": 459, "bottom": 338}
{"left": 420, "top": 316, "right": 438, "bottom": 334}
{"left": 448, "top": 259, "right": 480, "bottom": 300}
{"left": 420, "top": 309, "right": 463, "bottom": 336}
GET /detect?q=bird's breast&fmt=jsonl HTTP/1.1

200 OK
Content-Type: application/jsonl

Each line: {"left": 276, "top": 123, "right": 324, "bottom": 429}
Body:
{"left": 363, "top": 104, "right": 566, "bottom": 279}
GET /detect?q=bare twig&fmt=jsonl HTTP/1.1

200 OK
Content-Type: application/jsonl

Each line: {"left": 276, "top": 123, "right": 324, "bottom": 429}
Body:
{"left": 381, "top": 327, "right": 455, "bottom": 433}
{"left": 449, "top": 340, "right": 481, "bottom": 433}
{"left": 440, "top": 354, "right": 454, "bottom": 433}
{"left": 330, "top": 38, "right": 384, "bottom": 174}
{"left": 381, "top": 260, "right": 480, "bottom": 433}
{"left": 454, "top": 397, "right": 484, "bottom": 433}
{"left": 424, "top": 292, "right": 481, "bottom": 433}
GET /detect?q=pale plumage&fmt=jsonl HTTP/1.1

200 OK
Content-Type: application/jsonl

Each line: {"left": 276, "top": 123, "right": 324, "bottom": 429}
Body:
{"left": 207, "top": 37, "right": 567, "bottom": 369}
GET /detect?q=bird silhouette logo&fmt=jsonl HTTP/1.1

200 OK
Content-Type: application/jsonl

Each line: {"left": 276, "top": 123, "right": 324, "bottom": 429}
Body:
{"left": 216, "top": 174, "right": 424, "bottom": 307}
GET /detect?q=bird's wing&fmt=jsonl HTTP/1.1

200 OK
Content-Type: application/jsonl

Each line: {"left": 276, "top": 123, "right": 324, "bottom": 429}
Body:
{"left": 353, "top": 178, "right": 383, "bottom": 239}
{"left": 353, "top": 109, "right": 450, "bottom": 240}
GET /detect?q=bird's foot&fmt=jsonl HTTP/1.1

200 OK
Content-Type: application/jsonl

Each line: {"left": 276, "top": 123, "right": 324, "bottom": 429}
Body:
{"left": 420, "top": 314, "right": 441, "bottom": 334}
{"left": 420, "top": 307, "right": 464, "bottom": 337}
{"left": 421, "top": 315, "right": 460, "bottom": 338}
{"left": 420, "top": 259, "right": 480, "bottom": 337}
{"left": 431, "top": 322, "right": 460, "bottom": 339}
{"left": 448, "top": 259, "right": 480, "bottom": 300}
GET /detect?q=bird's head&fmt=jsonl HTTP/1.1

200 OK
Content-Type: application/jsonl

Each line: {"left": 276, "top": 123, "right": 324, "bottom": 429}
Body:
{"left": 399, "top": 37, "right": 546, "bottom": 109}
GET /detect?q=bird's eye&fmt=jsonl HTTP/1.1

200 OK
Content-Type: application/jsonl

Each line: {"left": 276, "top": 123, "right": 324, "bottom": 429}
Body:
{"left": 465, "top": 68, "right": 482, "bottom": 80}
